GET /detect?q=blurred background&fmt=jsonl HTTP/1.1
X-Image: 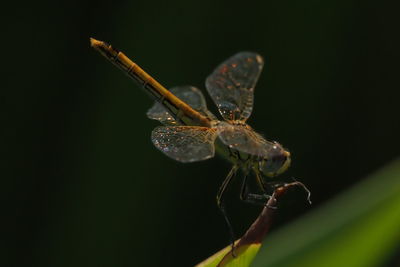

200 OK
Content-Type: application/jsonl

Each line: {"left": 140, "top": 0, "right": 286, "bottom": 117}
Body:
{"left": 4, "top": 0, "right": 399, "bottom": 266}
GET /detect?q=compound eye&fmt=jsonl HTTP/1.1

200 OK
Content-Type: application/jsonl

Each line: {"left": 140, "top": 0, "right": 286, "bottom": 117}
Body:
{"left": 274, "top": 154, "right": 286, "bottom": 163}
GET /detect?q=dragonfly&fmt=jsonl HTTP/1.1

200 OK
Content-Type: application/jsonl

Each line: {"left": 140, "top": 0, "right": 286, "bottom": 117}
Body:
{"left": 90, "top": 38, "right": 300, "bottom": 245}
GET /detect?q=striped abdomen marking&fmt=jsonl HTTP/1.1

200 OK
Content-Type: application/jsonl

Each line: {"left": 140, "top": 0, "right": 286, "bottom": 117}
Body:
{"left": 90, "top": 38, "right": 211, "bottom": 127}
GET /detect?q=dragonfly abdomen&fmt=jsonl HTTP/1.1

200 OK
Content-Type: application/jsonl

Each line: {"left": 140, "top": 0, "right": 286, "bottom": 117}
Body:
{"left": 90, "top": 38, "right": 212, "bottom": 128}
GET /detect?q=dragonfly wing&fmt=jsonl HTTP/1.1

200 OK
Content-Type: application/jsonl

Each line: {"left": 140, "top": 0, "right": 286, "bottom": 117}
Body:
{"left": 217, "top": 122, "right": 273, "bottom": 157}
{"left": 151, "top": 126, "right": 218, "bottom": 163}
{"left": 146, "top": 100, "right": 178, "bottom": 125}
{"left": 206, "top": 52, "right": 264, "bottom": 122}
{"left": 147, "top": 86, "right": 213, "bottom": 125}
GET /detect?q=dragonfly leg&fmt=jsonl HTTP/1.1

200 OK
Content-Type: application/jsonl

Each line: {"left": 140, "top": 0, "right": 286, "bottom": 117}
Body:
{"left": 255, "top": 169, "right": 269, "bottom": 192}
{"left": 216, "top": 165, "right": 239, "bottom": 255}
{"left": 240, "top": 173, "right": 273, "bottom": 207}
{"left": 240, "top": 171, "right": 284, "bottom": 209}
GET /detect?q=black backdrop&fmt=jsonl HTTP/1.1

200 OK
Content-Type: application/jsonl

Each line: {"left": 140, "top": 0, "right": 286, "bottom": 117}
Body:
{"left": 4, "top": 0, "right": 399, "bottom": 266}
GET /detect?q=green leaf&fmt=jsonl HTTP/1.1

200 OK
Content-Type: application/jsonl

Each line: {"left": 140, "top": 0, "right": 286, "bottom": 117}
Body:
{"left": 253, "top": 158, "right": 400, "bottom": 267}
{"left": 195, "top": 243, "right": 261, "bottom": 267}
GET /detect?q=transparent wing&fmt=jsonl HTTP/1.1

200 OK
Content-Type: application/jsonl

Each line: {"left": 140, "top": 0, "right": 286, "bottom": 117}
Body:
{"left": 217, "top": 122, "right": 273, "bottom": 157}
{"left": 147, "top": 86, "right": 213, "bottom": 125}
{"left": 206, "top": 52, "right": 264, "bottom": 122}
{"left": 151, "top": 126, "right": 218, "bottom": 163}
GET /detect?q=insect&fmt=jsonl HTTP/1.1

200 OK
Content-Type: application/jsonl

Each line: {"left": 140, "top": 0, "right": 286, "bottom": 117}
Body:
{"left": 90, "top": 38, "right": 297, "bottom": 245}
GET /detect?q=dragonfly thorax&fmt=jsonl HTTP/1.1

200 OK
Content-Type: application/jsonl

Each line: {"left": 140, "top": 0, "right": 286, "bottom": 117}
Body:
{"left": 214, "top": 121, "right": 291, "bottom": 177}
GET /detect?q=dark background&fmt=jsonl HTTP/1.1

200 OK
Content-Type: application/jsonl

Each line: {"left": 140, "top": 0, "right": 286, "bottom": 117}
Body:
{"left": 4, "top": 0, "right": 399, "bottom": 266}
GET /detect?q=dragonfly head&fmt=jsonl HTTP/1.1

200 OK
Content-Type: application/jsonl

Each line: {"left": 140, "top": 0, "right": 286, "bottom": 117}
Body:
{"left": 258, "top": 143, "right": 291, "bottom": 177}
